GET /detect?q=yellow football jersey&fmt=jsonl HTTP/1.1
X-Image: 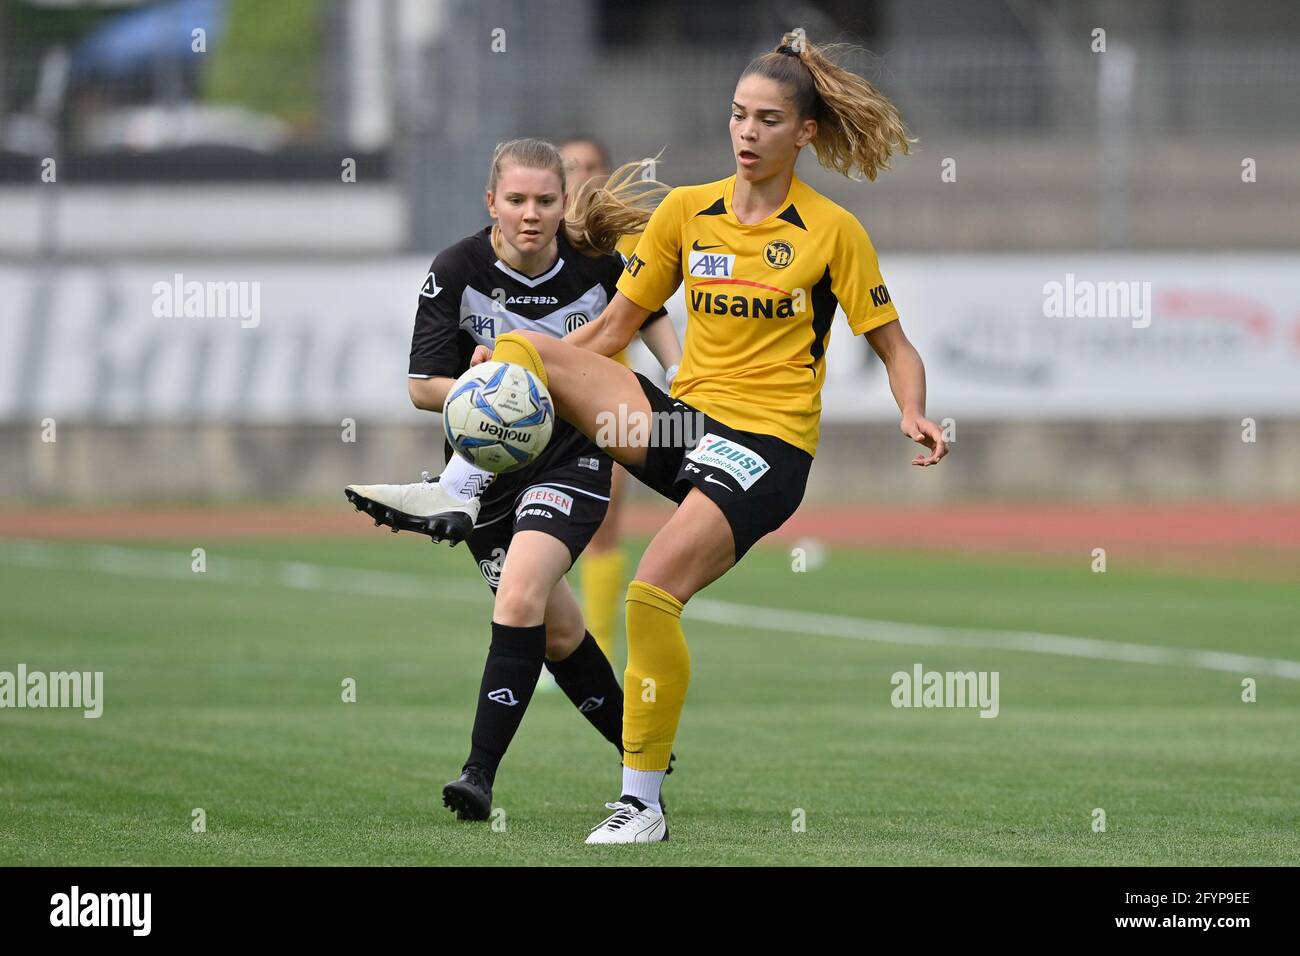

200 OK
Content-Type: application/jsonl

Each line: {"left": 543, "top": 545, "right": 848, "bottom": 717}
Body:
{"left": 616, "top": 174, "right": 898, "bottom": 457}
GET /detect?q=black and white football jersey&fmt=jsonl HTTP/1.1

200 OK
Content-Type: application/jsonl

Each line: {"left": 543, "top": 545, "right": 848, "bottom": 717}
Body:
{"left": 409, "top": 225, "right": 666, "bottom": 511}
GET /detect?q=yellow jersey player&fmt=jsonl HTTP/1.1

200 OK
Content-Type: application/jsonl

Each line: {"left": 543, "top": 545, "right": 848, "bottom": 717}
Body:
{"left": 481, "top": 31, "right": 949, "bottom": 843}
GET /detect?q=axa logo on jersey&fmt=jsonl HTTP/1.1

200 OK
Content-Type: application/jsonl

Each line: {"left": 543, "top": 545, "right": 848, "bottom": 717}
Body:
{"left": 688, "top": 251, "right": 734, "bottom": 278}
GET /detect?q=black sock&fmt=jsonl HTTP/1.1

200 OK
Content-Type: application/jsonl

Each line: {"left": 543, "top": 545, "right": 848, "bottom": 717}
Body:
{"left": 545, "top": 631, "right": 624, "bottom": 753}
{"left": 465, "top": 622, "right": 548, "bottom": 780}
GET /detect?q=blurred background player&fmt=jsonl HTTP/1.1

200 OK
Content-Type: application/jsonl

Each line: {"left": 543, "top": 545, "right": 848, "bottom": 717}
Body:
{"left": 345, "top": 138, "right": 680, "bottom": 821}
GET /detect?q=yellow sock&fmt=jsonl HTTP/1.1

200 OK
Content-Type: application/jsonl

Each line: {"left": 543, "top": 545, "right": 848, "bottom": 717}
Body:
{"left": 581, "top": 549, "right": 626, "bottom": 661}
{"left": 492, "top": 332, "right": 548, "bottom": 389}
{"left": 623, "top": 579, "right": 689, "bottom": 772}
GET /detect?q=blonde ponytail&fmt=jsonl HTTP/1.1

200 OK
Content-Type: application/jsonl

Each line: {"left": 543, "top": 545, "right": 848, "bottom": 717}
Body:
{"left": 742, "top": 30, "right": 913, "bottom": 181}
{"left": 564, "top": 153, "right": 671, "bottom": 256}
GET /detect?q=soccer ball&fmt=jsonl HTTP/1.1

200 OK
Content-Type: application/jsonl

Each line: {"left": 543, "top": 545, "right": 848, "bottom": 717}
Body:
{"left": 441, "top": 360, "right": 554, "bottom": 473}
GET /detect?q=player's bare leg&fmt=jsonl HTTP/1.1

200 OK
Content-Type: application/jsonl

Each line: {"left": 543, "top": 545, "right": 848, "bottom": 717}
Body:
{"left": 487, "top": 330, "right": 654, "bottom": 471}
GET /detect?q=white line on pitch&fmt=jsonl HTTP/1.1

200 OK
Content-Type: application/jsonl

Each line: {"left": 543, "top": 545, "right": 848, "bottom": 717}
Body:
{"left": 687, "top": 598, "right": 1300, "bottom": 680}
{"left": 0, "top": 538, "right": 484, "bottom": 604}
{"left": 4, "top": 539, "right": 1298, "bottom": 681}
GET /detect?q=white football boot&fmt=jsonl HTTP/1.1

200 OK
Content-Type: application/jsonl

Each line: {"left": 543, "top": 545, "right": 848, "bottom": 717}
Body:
{"left": 584, "top": 798, "right": 669, "bottom": 844}
{"left": 344, "top": 472, "right": 482, "bottom": 545}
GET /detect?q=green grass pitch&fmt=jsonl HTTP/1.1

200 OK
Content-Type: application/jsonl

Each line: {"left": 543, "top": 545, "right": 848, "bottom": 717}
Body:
{"left": 1, "top": 533, "right": 1297, "bottom": 866}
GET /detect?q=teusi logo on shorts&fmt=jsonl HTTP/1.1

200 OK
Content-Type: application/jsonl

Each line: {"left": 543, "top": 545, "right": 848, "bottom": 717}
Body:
{"left": 686, "top": 433, "right": 771, "bottom": 491}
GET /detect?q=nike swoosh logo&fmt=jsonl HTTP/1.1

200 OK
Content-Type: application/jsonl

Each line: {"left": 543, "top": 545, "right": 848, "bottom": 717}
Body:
{"left": 691, "top": 240, "right": 724, "bottom": 251}
{"left": 702, "top": 474, "right": 733, "bottom": 491}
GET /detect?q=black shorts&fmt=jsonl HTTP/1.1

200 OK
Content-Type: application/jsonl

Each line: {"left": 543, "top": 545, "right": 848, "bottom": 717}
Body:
{"left": 627, "top": 373, "right": 813, "bottom": 561}
{"left": 465, "top": 453, "right": 612, "bottom": 593}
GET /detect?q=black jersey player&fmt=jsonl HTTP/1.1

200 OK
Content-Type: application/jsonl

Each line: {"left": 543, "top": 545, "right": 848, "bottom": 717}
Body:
{"left": 346, "top": 138, "right": 680, "bottom": 822}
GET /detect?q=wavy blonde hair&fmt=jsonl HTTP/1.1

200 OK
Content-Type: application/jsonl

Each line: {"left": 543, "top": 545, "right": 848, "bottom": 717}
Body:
{"left": 486, "top": 138, "right": 668, "bottom": 257}
{"left": 741, "top": 30, "right": 914, "bottom": 181}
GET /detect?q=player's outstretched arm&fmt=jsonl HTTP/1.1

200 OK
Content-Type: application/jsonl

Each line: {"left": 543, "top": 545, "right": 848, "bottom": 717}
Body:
{"left": 635, "top": 310, "right": 683, "bottom": 381}
{"left": 408, "top": 376, "right": 456, "bottom": 412}
{"left": 865, "top": 319, "right": 949, "bottom": 467}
